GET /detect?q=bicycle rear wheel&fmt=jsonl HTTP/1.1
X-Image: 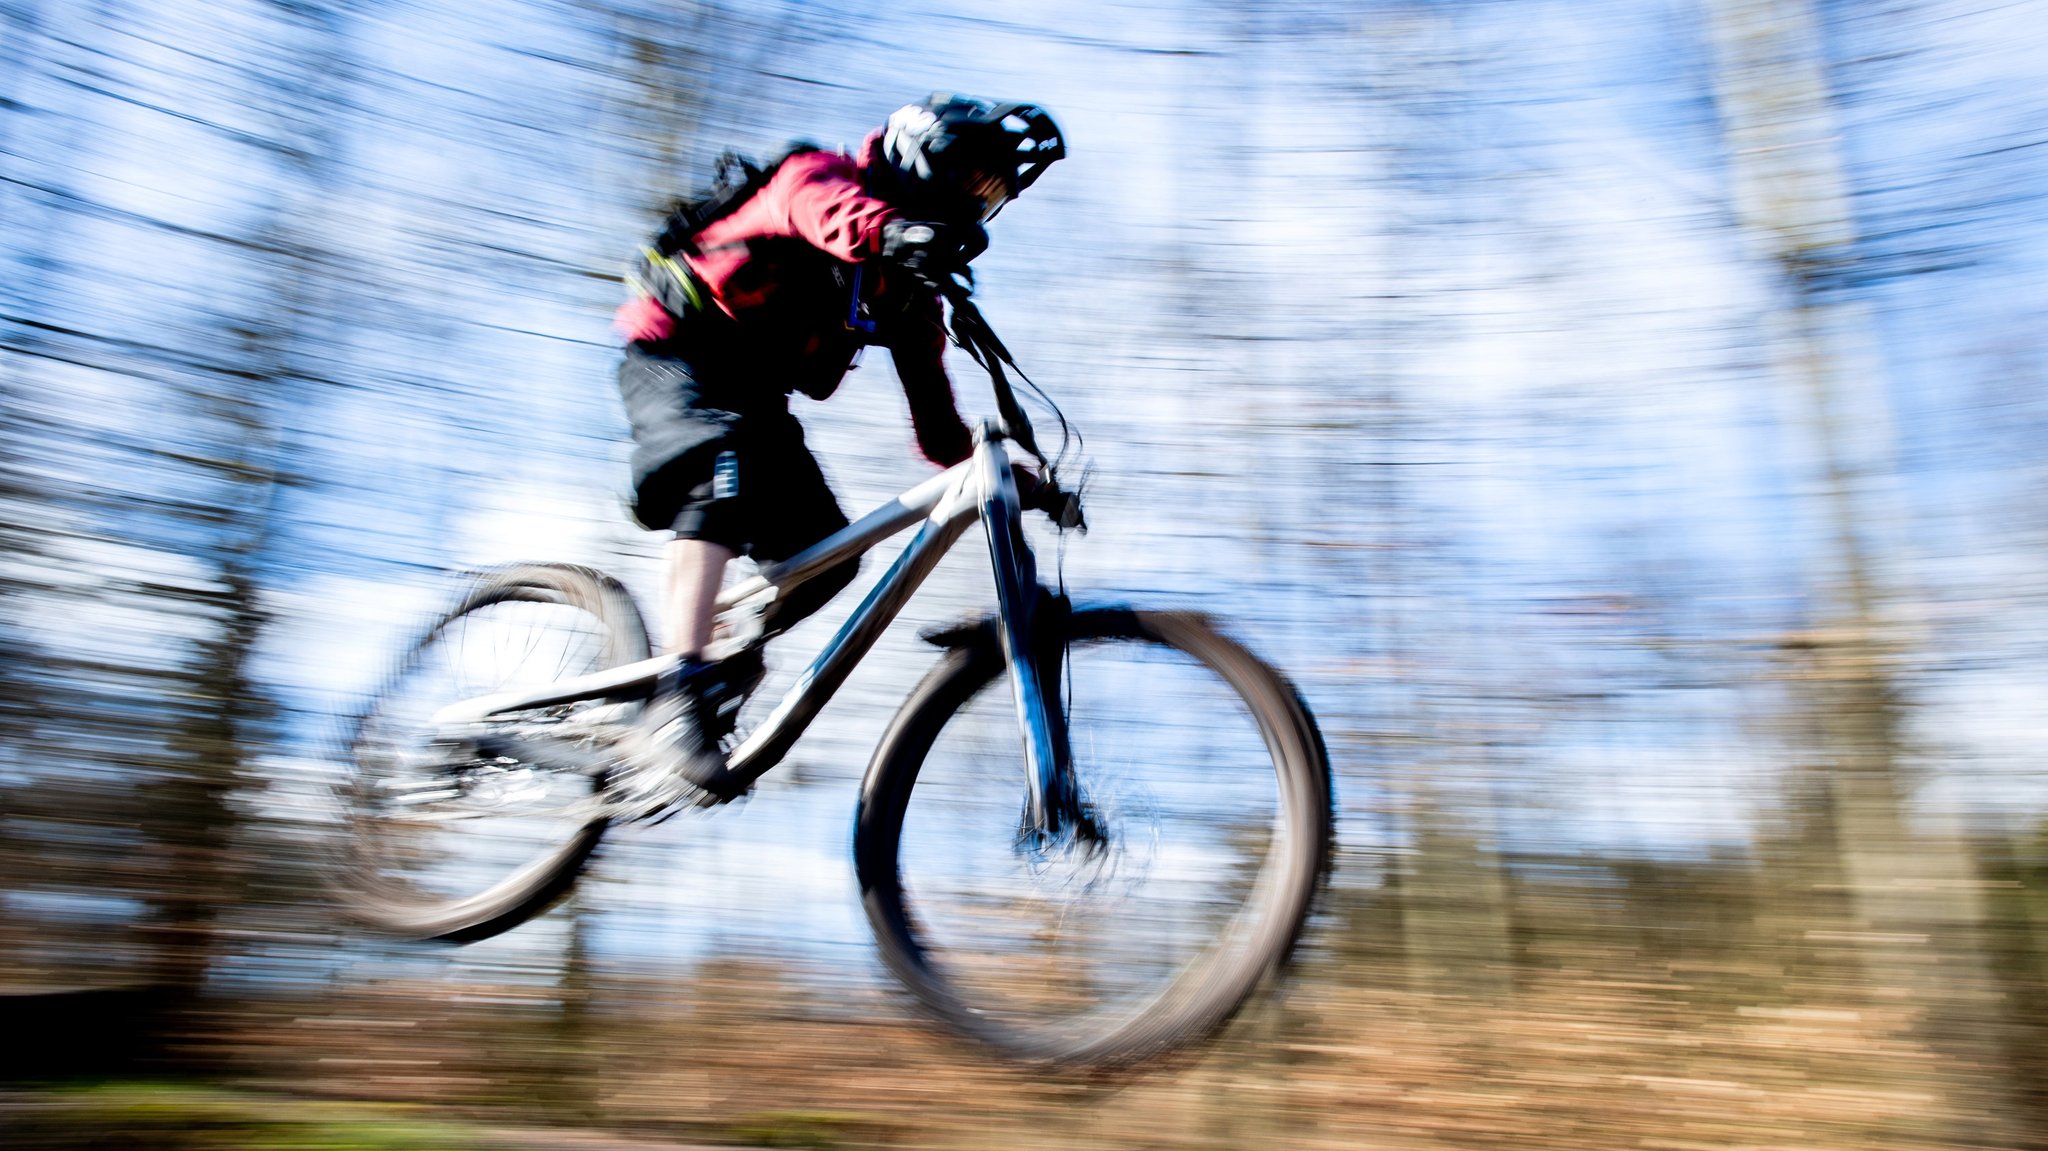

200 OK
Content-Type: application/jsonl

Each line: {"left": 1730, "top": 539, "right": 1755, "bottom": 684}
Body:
{"left": 334, "top": 563, "right": 648, "bottom": 943}
{"left": 855, "top": 607, "right": 1331, "bottom": 1066}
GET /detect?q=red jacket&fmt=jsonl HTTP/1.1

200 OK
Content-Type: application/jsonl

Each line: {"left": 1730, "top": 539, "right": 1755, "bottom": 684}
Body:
{"left": 619, "top": 145, "right": 971, "bottom": 467}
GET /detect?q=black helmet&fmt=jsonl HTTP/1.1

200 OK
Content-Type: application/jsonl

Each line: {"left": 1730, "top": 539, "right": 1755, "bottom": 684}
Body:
{"left": 878, "top": 93, "right": 1064, "bottom": 221}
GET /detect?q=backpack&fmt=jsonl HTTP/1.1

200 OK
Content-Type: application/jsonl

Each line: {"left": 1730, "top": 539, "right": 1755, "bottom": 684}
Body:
{"left": 629, "top": 142, "right": 822, "bottom": 318}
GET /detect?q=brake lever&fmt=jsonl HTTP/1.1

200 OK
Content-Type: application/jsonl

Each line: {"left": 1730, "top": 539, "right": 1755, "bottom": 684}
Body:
{"left": 1050, "top": 486, "right": 1086, "bottom": 533}
{"left": 1019, "top": 470, "right": 1086, "bottom": 534}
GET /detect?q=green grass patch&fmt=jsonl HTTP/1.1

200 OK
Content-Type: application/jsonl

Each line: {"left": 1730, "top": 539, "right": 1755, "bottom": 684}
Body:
{"left": 2, "top": 1082, "right": 488, "bottom": 1150}
{"left": 726, "top": 1109, "right": 900, "bottom": 1150}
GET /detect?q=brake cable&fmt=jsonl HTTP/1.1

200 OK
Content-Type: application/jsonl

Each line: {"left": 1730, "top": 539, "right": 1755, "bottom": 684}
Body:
{"left": 940, "top": 279, "right": 1081, "bottom": 483}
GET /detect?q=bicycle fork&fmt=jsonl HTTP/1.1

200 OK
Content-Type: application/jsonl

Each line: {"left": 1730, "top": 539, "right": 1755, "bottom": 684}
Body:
{"left": 973, "top": 435, "right": 1081, "bottom": 845}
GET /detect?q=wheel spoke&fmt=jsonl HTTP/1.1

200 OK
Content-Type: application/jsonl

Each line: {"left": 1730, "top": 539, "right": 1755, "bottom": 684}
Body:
{"left": 334, "top": 567, "right": 647, "bottom": 941}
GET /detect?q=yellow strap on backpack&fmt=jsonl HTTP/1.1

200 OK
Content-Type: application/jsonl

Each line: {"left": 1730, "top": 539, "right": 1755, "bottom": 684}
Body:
{"left": 635, "top": 246, "right": 708, "bottom": 315}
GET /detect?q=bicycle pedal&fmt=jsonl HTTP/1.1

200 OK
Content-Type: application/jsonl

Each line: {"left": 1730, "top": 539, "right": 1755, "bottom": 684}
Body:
{"left": 605, "top": 773, "right": 712, "bottom": 823}
{"left": 636, "top": 799, "right": 691, "bottom": 826}
{"left": 614, "top": 775, "right": 749, "bottom": 822}
{"left": 685, "top": 763, "right": 752, "bottom": 808}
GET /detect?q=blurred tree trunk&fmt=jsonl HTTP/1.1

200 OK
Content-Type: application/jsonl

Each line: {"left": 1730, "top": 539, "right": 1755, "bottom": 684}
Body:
{"left": 1705, "top": 1, "right": 2018, "bottom": 1142}
{"left": 1365, "top": 0, "right": 1520, "bottom": 1004}
{"left": 141, "top": 560, "right": 267, "bottom": 1060}
{"left": 550, "top": 895, "right": 600, "bottom": 1117}
{"left": 135, "top": 225, "right": 303, "bottom": 1070}
{"left": 119, "top": 0, "right": 353, "bottom": 1063}
{"left": 0, "top": 3, "right": 49, "bottom": 768}
{"left": 512, "top": 2, "right": 725, "bottom": 1090}
{"left": 0, "top": 0, "right": 79, "bottom": 977}
{"left": 1974, "top": 826, "right": 2048, "bottom": 1133}
{"left": 613, "top": 2, "right": 715, "bottom": 219}
{"left": 1404, "top": 814, "right": 1515, "bottom": 999}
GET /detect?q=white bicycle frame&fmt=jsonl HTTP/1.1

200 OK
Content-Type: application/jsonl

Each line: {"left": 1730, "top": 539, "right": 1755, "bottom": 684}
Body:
{"left": 433, "top": 422, "right": 1069, "bottom": 830}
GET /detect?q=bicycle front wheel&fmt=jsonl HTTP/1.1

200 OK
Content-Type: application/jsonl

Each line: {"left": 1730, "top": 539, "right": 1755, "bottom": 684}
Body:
{"left": 334, "top": 563, "right": 648, "bottom": 943}
{"left": 855, "top": 607, "right": 1332, "bottom": 1066}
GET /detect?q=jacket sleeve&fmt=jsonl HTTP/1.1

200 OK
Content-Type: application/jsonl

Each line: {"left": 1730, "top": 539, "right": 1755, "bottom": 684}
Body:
{"left": 771, "top": 152, "right": 897, "bottom": 263}
{"left": 891, "top": 293, "right": 972, "bottom": 467}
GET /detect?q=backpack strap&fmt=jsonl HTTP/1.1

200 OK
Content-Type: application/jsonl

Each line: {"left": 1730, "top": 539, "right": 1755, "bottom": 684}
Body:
{"left": 652, "top": 142, "right": 822, "bottom": 258}
{"left": 631, "top": 142, "right": 828, "bottom": 321}
{"left": 630, "top": 245, "right": 708, "bottom": 317}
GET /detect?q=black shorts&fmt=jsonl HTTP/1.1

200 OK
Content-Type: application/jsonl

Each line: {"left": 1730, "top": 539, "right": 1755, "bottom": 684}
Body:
{"left": 616, "top": 343, "right": 858, "bottom": 631}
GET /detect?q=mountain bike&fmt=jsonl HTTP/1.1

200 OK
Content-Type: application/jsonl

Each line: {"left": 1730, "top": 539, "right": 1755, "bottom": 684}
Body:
{"left": 332, "top": 309, "right": 1332, "bottom": 1070}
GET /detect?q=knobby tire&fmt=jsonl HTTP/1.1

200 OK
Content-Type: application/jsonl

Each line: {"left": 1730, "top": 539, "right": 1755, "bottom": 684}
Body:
{"left": 855, "top": 606, "right": 1333, "bottom": 1067}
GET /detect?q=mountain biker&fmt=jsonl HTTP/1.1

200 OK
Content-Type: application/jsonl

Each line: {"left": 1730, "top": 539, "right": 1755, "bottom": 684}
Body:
{"left": 612, "top": 93, "right": 1065, "bottom": 799}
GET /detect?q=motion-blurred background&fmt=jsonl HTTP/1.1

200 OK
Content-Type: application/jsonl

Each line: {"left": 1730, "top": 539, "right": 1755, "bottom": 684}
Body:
{"left": 4, "top": 0, "right": 2047, "bottom": 1147}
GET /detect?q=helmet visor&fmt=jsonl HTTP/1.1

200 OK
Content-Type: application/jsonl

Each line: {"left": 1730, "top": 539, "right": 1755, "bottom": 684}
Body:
{"left": 962, "top": 169, "right": 1014, "bottom": 221}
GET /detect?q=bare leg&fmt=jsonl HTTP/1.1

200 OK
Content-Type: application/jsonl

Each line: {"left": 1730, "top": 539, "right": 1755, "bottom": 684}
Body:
{"left": 663, "top": 538, "right": 734, "bottom": 659}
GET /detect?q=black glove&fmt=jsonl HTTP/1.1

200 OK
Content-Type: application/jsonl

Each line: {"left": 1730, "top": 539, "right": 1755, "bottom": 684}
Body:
{"left": 880, "top": 218, "right": 988, "bottom": 286}
{"left": 1012, "top": 464, "right": 1086, "bottom": 532}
